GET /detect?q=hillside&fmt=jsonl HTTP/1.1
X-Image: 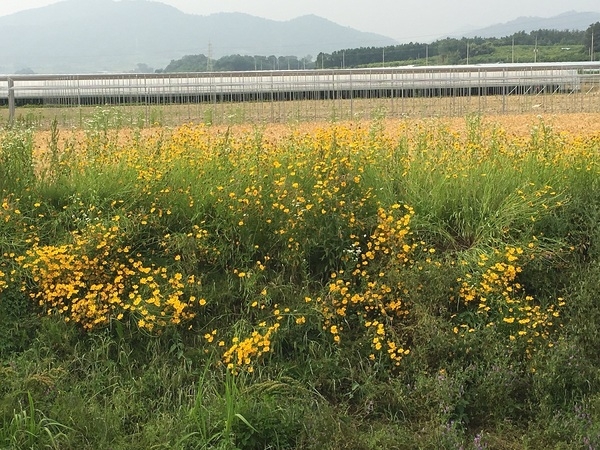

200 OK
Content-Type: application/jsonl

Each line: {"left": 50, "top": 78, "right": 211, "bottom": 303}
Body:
{"left": 0, "top": 0, "right": 397, "bottom": 74}
{"left": 317, "top": 25, "right": 596, "bottom": 69}
{"left": 462, "top": 10, "right": 600, "bottom": 38}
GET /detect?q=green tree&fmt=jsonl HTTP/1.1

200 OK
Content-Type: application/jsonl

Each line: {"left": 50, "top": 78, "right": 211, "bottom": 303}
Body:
{"left": 164, "top": 54, "right": 209, "bottom": 72}
{"left": 584, "top": 22, "right": 600, "bottom": 59}
{"left": 214, "top": 55, "right": 256, "bottom": 71}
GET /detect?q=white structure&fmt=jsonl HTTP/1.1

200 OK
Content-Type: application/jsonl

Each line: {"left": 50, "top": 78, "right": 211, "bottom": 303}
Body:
{"left": 2, "top": 62, "right": 599, "bottom": 123}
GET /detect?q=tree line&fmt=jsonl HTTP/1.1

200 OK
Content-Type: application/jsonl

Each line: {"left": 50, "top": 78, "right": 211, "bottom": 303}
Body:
{"left": 159, "top": 54, "right": 316, "bottom": 73}
{"left": 159, "top": 24, "right": 600, "bottom": 73}
{"left": 317, "top": 25, "right": 599, "bottom": 68}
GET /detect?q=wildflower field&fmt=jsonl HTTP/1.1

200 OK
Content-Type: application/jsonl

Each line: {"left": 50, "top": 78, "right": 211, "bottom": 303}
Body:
{"left": 1, "top": 110, "right": 600, "bottom": 449}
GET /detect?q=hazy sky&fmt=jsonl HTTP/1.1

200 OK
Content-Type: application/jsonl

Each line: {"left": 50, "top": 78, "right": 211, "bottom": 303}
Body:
{"left": 2, "top": 0, "right": 600, "bottom": 42}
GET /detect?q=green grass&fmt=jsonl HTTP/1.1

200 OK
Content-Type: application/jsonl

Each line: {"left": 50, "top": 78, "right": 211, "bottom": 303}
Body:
{"left": 363, "top": 44, "right": 589, "bottom": 67}
{"left": 1, "top": 115, "right": 600, "bottom": 448}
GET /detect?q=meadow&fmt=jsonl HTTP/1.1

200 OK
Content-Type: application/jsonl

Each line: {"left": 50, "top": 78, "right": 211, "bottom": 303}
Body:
{"left": 1, "top": 109, "right": 600, "bottom": 449}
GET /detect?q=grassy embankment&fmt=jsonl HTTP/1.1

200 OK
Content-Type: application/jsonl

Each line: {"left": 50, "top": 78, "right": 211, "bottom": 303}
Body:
{"left": 1, "top": 111, "right": 600, "bottom": 449}
{"left": 362, "top": 44, "right": 589, "bottom": 67}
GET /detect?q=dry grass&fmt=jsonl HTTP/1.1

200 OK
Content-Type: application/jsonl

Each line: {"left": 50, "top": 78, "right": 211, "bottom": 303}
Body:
{"left": 31, "top": 112, "right": 600, "bottom": 150}
{"left": 4, "top": 88, "right": 600, "bottom": 130}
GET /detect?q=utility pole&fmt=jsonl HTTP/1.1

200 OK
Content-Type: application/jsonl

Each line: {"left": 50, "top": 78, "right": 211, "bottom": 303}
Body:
{"left": 426, "top": 44, "right": 429, "bottom": 65}
{"left": 592, "top": 32, "right": 595, "bottom": 62}
{"left": 342, "top": 50, "right": 345, "bottom": 69}
{"left": 533, "top": 36, "right": 538, "bottom": 63}
{"left": 512, "top": 36, "right": 515, "bottom": 63}
{"left": 8, "top": 78, "right": 15, "bottom": 125}
{"left": 382, "top": 48, "right": 385, "bottom": 67}
{"left": 207, "top": 41, "right": 213, "bottom": 71}
{"left": 466, "top": 42, "right": 469, "bottom": 65}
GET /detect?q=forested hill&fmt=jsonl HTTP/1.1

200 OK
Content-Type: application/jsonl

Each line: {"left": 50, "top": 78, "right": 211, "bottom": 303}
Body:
{"left": 316, "top": 26, "right": 599, "bottom": 68}
{"left": 163, "top": 25, "right": 600, "bottom": 73}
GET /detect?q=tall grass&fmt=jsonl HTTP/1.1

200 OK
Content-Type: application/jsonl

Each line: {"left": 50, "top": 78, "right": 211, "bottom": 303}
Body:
{"left": 1, "top": 115, "right": 600, "bottom": 448}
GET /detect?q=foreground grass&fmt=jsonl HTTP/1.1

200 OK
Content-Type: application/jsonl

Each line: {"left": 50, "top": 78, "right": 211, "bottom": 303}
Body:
{"left": 1, "top": 114, "right": 600, "bottom": 448}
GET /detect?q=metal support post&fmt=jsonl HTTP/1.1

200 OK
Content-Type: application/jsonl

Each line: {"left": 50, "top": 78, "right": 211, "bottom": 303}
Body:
{"left": 8, "top": 78, "right": 15, "bottom": 124}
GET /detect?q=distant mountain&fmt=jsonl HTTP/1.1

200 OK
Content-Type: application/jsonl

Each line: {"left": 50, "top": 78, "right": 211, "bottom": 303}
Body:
{"left": 460, "top": 11, "right": 600, "bottom": 38}
{"left": 0, "top": 0, "right": 397, "bottom": 74}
